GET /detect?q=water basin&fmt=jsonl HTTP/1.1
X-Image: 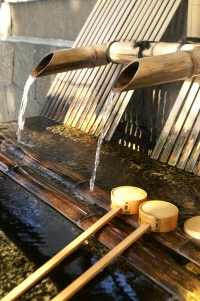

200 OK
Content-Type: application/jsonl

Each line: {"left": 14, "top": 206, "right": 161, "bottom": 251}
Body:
{"left": 0, "top": 116, "right": 200, "bottom": 300}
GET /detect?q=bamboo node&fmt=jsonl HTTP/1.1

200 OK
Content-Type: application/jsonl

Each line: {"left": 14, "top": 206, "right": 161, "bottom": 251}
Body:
{"left": 185, "top": 50, "right": 199, "bottom": 77}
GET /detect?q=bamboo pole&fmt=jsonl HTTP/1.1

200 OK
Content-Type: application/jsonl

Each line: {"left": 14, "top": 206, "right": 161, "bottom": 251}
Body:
{"left": 39, "top": 0, "right": 181, "bottom": 124}
{"left": 113, "top": 48, "right": 200, "bottom": 93}
{"left": 36, "top": 2, "right": 183, "bottom": 82}
{"left": 0, "top": 207, "right": 121, "bottom": 301}
{"left": 105, "top": 46, "right": 199, "bottom": 139}
{"left": 51, "top": 223, "right": 150, "bottom": 301}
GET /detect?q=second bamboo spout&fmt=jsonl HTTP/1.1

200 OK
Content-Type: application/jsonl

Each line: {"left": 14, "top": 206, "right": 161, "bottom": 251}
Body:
{"left": 113, "top": 47, "right": 200, "bottom": 93}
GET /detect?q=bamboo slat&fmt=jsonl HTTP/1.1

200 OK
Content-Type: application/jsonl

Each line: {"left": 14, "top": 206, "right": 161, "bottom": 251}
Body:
{"left": 185, "top": 134, "right": 200, "bottom": 173}
{"left": 168, "top": 90, "right": 200, "bottom": 166}
{"left": 150, "top": 79, "right": 194, "bottom": 160}
{"left": 177, "top": 126, "right": 200, "bottom": 169}
{"left": 40, "top": 0, "right": 182, "bottom": 140}
{"left": 151, "top": 77, "right": 200, "bottom": 175}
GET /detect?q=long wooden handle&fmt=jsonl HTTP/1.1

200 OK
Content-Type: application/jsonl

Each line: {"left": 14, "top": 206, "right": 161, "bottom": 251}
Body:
{"left": 51, "top": 223, "right": 150, "bottom": 301}
{"left": 1, "top": 207, "right": 121, "bottom": 301}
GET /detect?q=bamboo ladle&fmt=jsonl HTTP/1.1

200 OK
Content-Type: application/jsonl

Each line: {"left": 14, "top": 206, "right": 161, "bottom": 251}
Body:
{"left": 1, "top": 186, "right": 147, "bottom": 301}
{"left": 50, "top": 190, "right": 178, "bottom": 301}
{"left": 184, "top": 216, "right": 200, "bottom": 239}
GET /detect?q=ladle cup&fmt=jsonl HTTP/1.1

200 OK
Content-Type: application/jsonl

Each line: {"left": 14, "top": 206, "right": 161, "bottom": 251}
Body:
{"left": 50, "top": 188, "right": 178, "bottom": 301}
{"left": 1, "top": 186, "right": 147, "bottom": 301}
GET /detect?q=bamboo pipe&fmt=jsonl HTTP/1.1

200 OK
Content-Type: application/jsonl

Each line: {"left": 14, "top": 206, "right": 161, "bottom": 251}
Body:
{"left": 51, "top": 197, "right": 178, "bottom": 301}
{"left": 31, "top": 44, "right": 109, "bottom": 77}
{"left": 107, "top": 41, "right": 200, "bottom": 63}
{"left": 113, "top": 47, "right": 200, "bottom": 94}
{"left": 1, "top": 187, "right": 147, "bottom": 301}
{"left": 31, "top": 41, "right": 200, "bottom": 78}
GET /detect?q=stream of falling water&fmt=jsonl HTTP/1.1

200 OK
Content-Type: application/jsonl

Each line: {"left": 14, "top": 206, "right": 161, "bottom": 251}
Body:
{"left": 90, "top": 91, "right": 115, "bottom": 191}
{"left": 16, "top": 75, "right": 36, "bottom": 143}
{"left": 16, "top": 75, "right": 113, "bottom": 191}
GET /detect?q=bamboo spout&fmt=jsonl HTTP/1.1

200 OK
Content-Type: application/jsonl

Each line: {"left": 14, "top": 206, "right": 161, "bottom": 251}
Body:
{"left": 31, "top": 44, "right": 109, "bottom": 77}
{"left": 113, "top": 47, "right": 200, "bottom": 94}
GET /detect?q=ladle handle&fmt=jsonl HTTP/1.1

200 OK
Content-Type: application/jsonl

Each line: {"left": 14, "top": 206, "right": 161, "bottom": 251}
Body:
{"left": 51, "top": 223, "right": 150, "bottom": 301}
{"left": 1, "top": 207, "right": 121, "bottom": 301}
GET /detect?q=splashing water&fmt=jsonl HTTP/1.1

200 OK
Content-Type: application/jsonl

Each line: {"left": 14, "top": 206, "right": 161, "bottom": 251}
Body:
{"left": 90, "top": 91, "right": 115, "bottom": 191}
{"left": 16, "top": 75, "right": 36, "bottom": 143}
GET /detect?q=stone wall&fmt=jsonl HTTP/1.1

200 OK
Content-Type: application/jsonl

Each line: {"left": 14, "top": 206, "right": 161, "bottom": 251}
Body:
{"left": 0, "top": 38, "right": 73, "bottom": 122}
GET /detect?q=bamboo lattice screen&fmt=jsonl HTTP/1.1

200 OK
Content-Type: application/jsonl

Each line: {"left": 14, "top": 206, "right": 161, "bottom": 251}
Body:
{"left": 40, "top": 0, "right": 182, "bottom": 140}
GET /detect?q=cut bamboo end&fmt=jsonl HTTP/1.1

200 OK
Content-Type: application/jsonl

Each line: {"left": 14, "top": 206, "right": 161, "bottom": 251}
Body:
{"left": 184, "top": 216, "right": 200, "bottom": 239}
{"left": 111, "top": 186, "right": 147, "bottom": 214}
{"left": 139, "top": 200, "right": 178, "bottom": 232}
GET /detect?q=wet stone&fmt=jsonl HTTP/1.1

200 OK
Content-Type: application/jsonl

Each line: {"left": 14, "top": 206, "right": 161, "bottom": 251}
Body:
{"left": 0, "top": 229, "right": 59, "bottom": 300}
